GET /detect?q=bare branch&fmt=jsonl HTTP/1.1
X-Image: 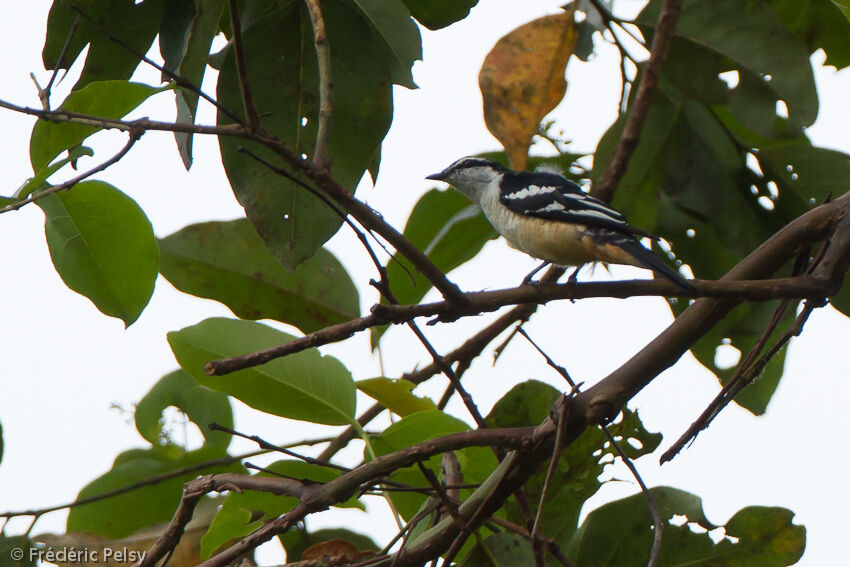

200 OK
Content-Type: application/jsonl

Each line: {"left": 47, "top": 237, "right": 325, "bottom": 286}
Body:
{"left": 228, "top": 0, "right": 260, "bottom": 130}
{"left": 0, "top": 132, "right": 140, "bottom": 214}
{"left": 303, "top": 0, "right": 333, "bottom": 168}
{"left": 593, "top": 0, "right": 682, "bottom": 202}
{"left": 205, "top": 271, "right": 837, "bottom": 377}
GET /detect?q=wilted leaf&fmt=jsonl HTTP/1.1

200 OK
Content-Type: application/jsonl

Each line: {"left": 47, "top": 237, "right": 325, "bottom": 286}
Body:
{"left": 158, "top": 219, "right": 359, "bottom": 333}
{"left": 38, "top": 181, "right": 159, "bottom": 326}
{"left": 480, "top": 9, "right": 577, "bottom": 170}
{"left": 280, "top": 528, "right": 378, "bottom": 564}
{"left": 168, "top": 318, "right": 357, "bottom": 425}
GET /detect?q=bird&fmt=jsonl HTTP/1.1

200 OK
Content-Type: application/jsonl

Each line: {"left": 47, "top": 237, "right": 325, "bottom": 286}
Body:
{"left": 426, "top": 157, "right": 696, "bottom": 294}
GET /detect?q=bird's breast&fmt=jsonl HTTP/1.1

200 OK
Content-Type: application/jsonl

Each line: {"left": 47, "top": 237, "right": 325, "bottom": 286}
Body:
{"left": 480, "top": 190, "right": 598, "bottom": 266}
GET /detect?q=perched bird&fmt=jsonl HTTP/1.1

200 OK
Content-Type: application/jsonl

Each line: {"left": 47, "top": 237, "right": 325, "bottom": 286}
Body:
{"left": 426, "top": 157, "right": 696, "bottom": 293}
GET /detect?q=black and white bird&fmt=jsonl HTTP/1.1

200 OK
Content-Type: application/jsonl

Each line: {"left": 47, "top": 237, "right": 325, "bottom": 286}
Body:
{"left": 426, "top": 157, "right": 696, "bottom": 293}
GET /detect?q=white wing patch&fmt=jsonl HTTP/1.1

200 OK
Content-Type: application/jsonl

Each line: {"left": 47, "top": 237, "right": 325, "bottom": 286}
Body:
{"left": 502, "top": 185, "right": 558, "bottom": 200}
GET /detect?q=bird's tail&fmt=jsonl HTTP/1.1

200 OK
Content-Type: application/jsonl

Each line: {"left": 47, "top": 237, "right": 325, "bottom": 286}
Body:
{"left": 600, "top": 233, "right": 697, "bottom": 294}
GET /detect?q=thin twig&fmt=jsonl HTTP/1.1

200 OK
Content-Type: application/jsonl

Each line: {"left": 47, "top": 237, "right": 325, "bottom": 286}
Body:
{"left": 660, "top": 298, "right": 823, "bottom": 463}
{"left": 593, "top": 0, "right": 682, "bottom": 202}
{"left": 602, "top": 427, "right": 663, "bottom": 567}
{"left": 41, "top": 12, "right": 81, "bottom": 109}
{"left": 303, "top": 0, "right": 333, "bottom": 168}
{"left": 65, "top": 2, "right": 243, "bottom": 124}
{"left": 0, "top": 132, "right": 141, "bottom": 214}
{"left": 227, "top": 0, "right": 260, "bottom": 130}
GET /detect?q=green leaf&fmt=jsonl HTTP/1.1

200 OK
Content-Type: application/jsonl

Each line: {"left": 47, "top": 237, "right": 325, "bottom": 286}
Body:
{"left": 279, "top": 527, "right": 378, "bottom": 563}
{"left": 172, "top": 0, "right": 228, "bottom": 169}
{"left": 757, "top": 140, "right": 850, "bottom": 205}
{"left": 134, "top": 369, "right": 233, "bottom": 450}
{"left": 568, "top": 487, "right": 805, "bottom": 566}
{"left": 769, "top": 0, "right": 850, "bottom": 69}
{"left": 217, "top": 1, "right": 392, "bottom": 268}
{"left": 488, "top": 381, "right": 662, "bottom": 545}
{"left": 637, "top": 0, "right": 818, "bottom": 138}
{"left": 42, "top": 0, "right": 164, "bottom": 90}
{"left": 459, "top": 533, "right": 537, "bottom": 567}
{"left": 371, "top": 410, "right": 498, "bottom": 520}
{"left": 168, "top": 317, "right": 356, "bottom": 425}
{"left": 350, "top": 0, "right": 422, "bottom": 88}
{"left": 202, "top": 460, "right": 365, "bottom": 558}
{"left": 13, "top": 145, "right": 94, "bottom": 201}
{"left": 356, "top": 377, "right": 437, "bottom": 416}
{"left": 0, "top": 535, "right": 35, "bottom": 567}
{"left": 38, "top": 181, "right": 159, "bottom": 326}
{"left": 677, "top": 300, "right": 796, "bottom": 415}
{"left": 371, "top": 187, "right": 497, "bottom": 346}
{"left": 158, "top": 219, "right": 360, "bottom": 333}
{"left": 67, "top": 446, "right": 238, "bottom": 538}
{"left": 30, "top": 81, "right": 165, "bottom": 172}
{"left": 158, "top": 0, "right": 197, "bottom": 75}
{"left": 401, "top": 0, "right": 478, "bottom": 30}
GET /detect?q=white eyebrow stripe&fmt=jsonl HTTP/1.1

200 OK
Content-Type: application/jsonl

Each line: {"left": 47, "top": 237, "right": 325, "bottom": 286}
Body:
{"left": 502, "top": 185, "right": 558, "bottom": 199}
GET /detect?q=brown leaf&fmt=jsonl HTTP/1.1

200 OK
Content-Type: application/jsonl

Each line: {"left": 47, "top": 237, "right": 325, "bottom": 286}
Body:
{"left": 479, "top": 9, "right": 578, "bottom": 170}
{"left": 301, "top": 539, "right": 366, "bottom": 563}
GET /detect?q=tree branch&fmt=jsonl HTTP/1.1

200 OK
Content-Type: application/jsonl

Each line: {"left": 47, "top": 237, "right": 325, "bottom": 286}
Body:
{"left": 577, "top": 190, "right": 850, "bottom": 425}
{"left": 303, "top": 0, "right": 333, "bottom": 169}
{"left": 205, "top": 271, "right": 836, "bottom": 376}
{"left": 227, "top": 0, "right": 260, "bottom": 130}
{"left": 593, "top": 0, "right": 682, "bottom": 202}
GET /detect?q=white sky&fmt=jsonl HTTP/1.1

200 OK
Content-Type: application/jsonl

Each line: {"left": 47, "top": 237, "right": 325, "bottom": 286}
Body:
{"left": 0, "top": 1, "right": 848, "bottom": 565}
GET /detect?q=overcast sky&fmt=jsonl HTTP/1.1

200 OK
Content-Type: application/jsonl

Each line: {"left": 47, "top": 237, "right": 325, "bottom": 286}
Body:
{"left": 0, "top": 1, "right": 848, "bottom": 565}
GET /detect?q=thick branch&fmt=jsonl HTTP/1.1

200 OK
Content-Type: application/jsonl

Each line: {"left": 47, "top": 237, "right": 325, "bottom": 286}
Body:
{"left": 593, "top": 0, "right": 682, "bottom": 202}
{"left": 577, "top": 191, "right": 850, "bottom": 424}
{"left": 205, "top": 273, "right": 833, "bottom": 376}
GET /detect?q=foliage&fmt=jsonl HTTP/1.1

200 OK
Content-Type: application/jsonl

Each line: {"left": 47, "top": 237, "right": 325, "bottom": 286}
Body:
{"left": 4, "top": 0, "right": 849, "bottom": 565}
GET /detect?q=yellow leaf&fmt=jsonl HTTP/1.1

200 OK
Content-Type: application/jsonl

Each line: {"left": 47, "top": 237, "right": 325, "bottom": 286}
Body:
{"left": 479, "top": 9, "right": 578, "bottom": 170}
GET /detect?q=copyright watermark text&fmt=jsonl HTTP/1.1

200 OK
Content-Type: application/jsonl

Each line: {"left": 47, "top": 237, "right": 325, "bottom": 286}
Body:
{"left": 10, "top": 545, "right": 147, "bottom": 564}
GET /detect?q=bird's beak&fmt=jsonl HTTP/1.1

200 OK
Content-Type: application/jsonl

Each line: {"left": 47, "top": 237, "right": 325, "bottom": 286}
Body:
{"left": 426, "top": 170, "right": 446, "bottom": 181}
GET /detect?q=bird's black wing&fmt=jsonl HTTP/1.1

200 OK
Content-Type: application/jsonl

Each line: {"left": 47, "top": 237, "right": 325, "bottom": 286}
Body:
{"left": 499, "top": 171, "right": 654, "bottom": 238}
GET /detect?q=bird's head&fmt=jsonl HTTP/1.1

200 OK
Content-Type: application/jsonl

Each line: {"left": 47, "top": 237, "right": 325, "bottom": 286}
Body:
{"left": 426, "top": 157, "right": 506, "bottom": 201}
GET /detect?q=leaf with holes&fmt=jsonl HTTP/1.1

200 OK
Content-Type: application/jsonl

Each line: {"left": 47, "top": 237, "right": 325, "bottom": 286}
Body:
{"left": 488, "top": 380, "right": 661, "bottom": 546}
{"left": 568, "top": 487, "right": 805, "bottom": 566}
{"left": 217, "top": 1, "right": 392, "bottom": 268}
